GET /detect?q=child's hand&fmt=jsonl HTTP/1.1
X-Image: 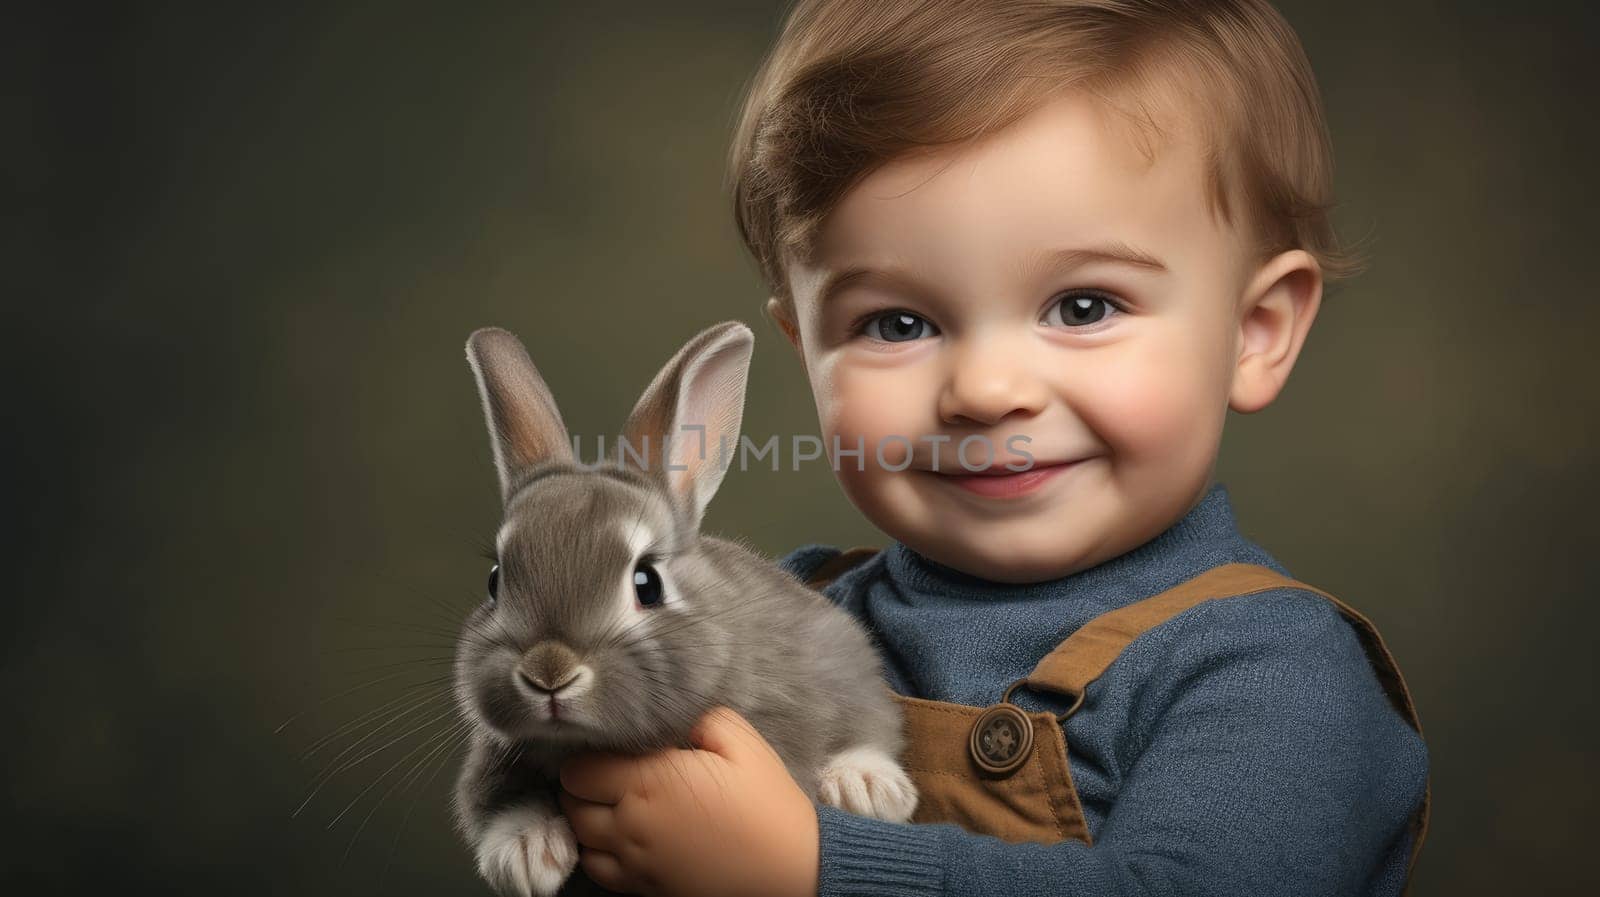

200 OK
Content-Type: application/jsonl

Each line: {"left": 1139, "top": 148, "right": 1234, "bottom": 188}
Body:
{"left": 558, "top": 706, "right": 820, "bottom": 897}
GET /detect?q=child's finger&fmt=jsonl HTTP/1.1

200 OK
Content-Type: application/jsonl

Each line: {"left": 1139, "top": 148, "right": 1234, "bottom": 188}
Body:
{"left": 559, "top": 752, "right": 634, "bottom": 804}
{"left": 578, "top": 847, "right": 637, "bottom": 895}
{"left": 688, "top": 705, "right": 772, "bottom": 763}
{"left": 557, "top": 790, "right": 624, "bottom": 853}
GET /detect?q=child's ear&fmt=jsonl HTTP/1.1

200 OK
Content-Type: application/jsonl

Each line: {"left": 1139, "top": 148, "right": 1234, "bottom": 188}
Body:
{"left": 1228, "top": 249, "right": 1323, "bottom": 414}
{"left": 765, "top": 296, "right": 804, "bottom": 357}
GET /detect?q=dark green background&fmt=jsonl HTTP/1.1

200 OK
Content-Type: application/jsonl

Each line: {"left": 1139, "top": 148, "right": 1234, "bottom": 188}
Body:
{"left": 10, "top": 1, "right": 1597, "bottom": 893}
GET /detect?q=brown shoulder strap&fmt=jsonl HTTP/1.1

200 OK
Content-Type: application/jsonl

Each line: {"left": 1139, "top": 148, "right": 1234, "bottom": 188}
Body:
{"left": 802, "top": 545, "right": 881, "bottom": 589}
{"left": 1025, "top": 563, "right": 1421, "bottom": 725}
{"left": 1025, "top": 561, "right": 1429, "bottom": 883}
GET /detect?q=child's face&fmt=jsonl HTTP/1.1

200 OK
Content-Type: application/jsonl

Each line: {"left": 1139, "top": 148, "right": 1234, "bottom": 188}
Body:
{"left": 771, "top": 90, "right": 1319, "bottom": 582}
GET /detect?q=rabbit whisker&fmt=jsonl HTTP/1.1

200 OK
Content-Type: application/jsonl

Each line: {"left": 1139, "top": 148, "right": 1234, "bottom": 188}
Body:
{"left": 301, "top": 675, "right": 455, "bottom": 759}
{"left": 295, "top": 703, "right": 458, "bottom": 818}
{"left": 378, "top": 714, "right": 470, "bottom": 886}
{"left": 277, "top": 666, "right": 450, "bottom": 736}
{"left": 318, "top": 708, "right": 466, "bottom": 829}
{"left": 340, "top": 716, "right": 474, "bottom": 864}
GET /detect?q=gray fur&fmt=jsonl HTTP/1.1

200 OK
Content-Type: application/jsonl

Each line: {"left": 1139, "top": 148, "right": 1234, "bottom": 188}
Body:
{"left": 452, "top": 323, "right": 907, "bottom": 896}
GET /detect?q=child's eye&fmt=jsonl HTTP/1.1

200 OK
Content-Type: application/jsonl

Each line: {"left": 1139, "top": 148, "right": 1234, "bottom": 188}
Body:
{"left": 860, "top": 310, "right": 940, "bottom": 343}
{"left": 1044, "top": 291, "right": 1123, "bottom": 328}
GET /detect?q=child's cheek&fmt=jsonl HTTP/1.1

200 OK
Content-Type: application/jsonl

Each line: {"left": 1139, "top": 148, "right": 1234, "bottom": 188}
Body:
{"left": 1080, "top": 330, "right": 1230, "bottom": 471}
{"left": 810, "top": 353, "right": 930, "bottom": 465}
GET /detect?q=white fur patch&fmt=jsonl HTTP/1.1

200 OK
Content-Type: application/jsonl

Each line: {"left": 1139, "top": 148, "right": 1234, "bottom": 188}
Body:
{"left": 816, "top": 746, "right": 919, "bottom": 823}
{"left": 622, "top": 520, "right": 660, "bottom": 561}
{"left": 474, "top": 804, "right": 578, "bottom": 897}
{"left": 617, "top": 521, "right": 677, "bottom": 620}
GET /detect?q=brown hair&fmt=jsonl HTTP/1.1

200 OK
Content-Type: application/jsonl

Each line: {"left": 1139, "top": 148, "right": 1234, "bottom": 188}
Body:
{"left": 727, "top": 0, "right": 1364, "bottom": 305}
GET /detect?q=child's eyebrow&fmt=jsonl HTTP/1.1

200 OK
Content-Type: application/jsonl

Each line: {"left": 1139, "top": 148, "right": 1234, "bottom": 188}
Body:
{"left": 1025, "top": 242, "right": 1170, "bottom": 276}
{"left": 816, "top": 241, "right": 1168, "bottom": 306}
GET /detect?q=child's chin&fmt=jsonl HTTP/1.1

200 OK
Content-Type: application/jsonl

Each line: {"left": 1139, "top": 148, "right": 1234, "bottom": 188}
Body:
{"left": 966, "top": 550, "right": 1091, "bottom": 584}
{"left": 912, "top": 529, "right": 1098, "bottom": 583}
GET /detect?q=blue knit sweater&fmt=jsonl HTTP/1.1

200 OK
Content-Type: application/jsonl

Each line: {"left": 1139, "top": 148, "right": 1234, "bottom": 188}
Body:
{"left": 779, "top": 483, "right": 1429, "bottom": 897}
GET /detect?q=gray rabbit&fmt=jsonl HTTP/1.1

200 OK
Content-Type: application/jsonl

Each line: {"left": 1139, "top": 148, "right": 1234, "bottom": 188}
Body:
{"left": 453, "top": 321, "right": 917, "bottom": 897}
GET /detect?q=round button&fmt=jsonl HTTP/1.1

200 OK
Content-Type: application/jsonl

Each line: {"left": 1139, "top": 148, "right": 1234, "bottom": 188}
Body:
{"left": 969, "top": 703, "right": 1034, "bottom": 776}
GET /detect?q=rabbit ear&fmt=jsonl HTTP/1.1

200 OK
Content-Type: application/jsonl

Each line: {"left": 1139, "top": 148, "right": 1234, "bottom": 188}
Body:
{"left": 465, "top": 327, "right": 573, "bottom": 503}
{"left": 620, "top": 321, "right": 753, "bottom": 528}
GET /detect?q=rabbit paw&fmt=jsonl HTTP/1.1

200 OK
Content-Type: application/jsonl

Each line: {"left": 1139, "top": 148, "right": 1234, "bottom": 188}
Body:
{"left": 817, "top": 746, "right": 919, "bottom": 823}
{"left": 474, "top": 805, "right": 579, "bottom": 897}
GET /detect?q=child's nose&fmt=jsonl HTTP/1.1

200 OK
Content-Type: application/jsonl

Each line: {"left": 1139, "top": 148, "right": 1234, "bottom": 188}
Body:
{"left": 936, "top": 336, "right": 1049, "bottom": 427}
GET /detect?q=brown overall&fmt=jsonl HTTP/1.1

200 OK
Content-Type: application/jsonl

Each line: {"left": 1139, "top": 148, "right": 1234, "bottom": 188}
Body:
{"left": 806, "top": 550, "right": 1431, "bottom": 889}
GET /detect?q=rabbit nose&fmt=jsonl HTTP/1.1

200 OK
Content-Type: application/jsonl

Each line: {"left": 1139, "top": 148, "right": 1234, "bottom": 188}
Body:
{"left": 518, "top": 641, "right": 580, "bottom": 693}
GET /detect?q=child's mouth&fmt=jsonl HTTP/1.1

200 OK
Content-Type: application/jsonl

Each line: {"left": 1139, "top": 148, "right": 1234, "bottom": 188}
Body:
{"left": 935, "top": 459, "right": 1081, "bottom": 499}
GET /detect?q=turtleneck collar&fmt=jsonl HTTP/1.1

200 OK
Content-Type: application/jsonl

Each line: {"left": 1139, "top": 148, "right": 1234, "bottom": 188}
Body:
{"left": 880, "top": 483, "right": 1277, "bottom": 607}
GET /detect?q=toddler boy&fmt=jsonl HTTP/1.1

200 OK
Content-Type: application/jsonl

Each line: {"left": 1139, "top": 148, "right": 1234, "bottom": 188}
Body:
{"left": 557, "top": 2, "right": 1430, "bottom": 895}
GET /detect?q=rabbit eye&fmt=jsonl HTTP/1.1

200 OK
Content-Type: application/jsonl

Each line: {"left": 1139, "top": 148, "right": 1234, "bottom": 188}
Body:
{"left": 485, "top": 564, "right": 500, "bottom": 608}
{"left": 632, "top": 562, "right": 663, "bottom": 608}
